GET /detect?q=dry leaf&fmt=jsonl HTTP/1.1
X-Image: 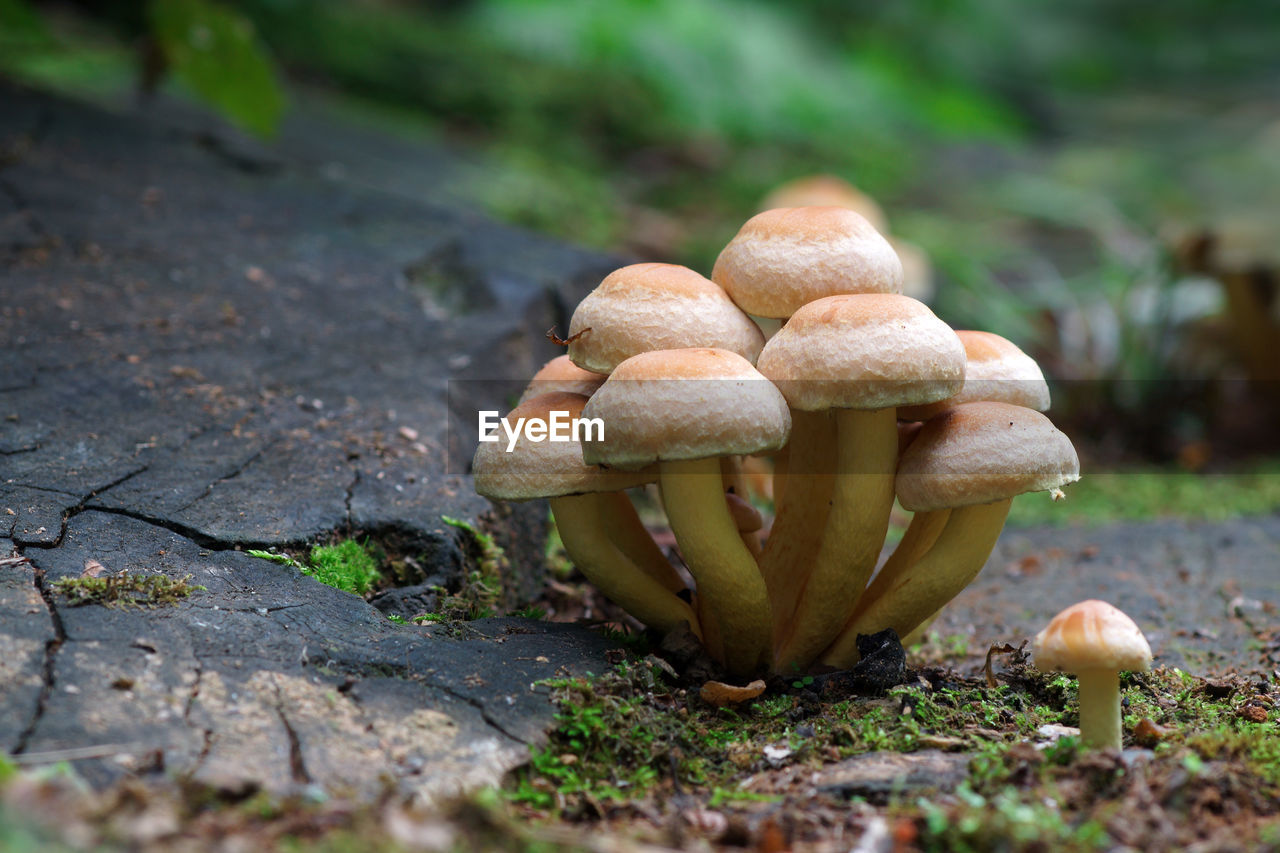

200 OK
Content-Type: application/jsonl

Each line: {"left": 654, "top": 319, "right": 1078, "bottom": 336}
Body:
{"left": 82, "top": 559, "right": 107, "bottom": 578}
{"left": 699, "top": 678, "right": 766, "bottom": 707}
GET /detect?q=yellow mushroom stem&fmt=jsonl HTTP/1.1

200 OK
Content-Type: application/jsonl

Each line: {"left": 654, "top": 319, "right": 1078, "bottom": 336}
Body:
{"left": 758, "top": 410, "right": 836, "bottom": 643}
{"left": 592, "top": 491, "right": 687, "bottom": 596}
{"left": 1075, "top": 667, "right": 1124, "bottom": 750}
{"left": 821, "top": 498, "right": 1012, "bottom": 668}
{"left": 660, "top": 457, "right": 772, "bottom": 678}
{"left": 853, "top": 508, "right": 951, "bottom": 646}
{"left": 549, "top": 494, "right": 700, "bottom": 639}
{"left": 721, "top": 456, "right": 763, "bottom": 556}
{"left": 774, "top": 407, "right": 898, "bottom": 672}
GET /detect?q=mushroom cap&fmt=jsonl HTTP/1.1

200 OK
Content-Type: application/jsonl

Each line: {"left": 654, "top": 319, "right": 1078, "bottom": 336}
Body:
{"left": 759, "top": 175, "right": 889, "bottom": 233}
{"left": 567, "top": 263, "right": 765, "bottom": 374}
{"left": 1033, "top": 599, "right": 1153, "bottom": 673}
{"left": 895, "top": 401, "right": 1080, "bottom": 511}
{"left": 898, "top": 330, "right": 1050, "bottom": 420}
{"left": 711, "top": 207, "right": 904, "bottom": 318}
{"left": 472, "top": 392, "right": 655, "bottom": 500}
{"left": 518, "top": 355, "right": 607, "bottom": 404}
{"left": 581, "top": 348, "right": 791, "bottom": 470}
{"left": 755, "top": 293, "right": 965, "bottom": 411}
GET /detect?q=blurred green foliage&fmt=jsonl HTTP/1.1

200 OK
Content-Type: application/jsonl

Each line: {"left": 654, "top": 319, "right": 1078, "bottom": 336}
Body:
{"left": 4, "top": 0, "right": 1277, "bottom": 459}
{"left": 149, "top": 0, "right": 285, "bottom": 137}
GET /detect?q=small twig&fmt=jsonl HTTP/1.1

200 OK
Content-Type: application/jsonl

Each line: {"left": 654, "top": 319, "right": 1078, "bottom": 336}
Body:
{"left": 984, "top": 640, "right": 1028, "bottom": 687}
{"left": 546, "top": 326, "right": 590, "bottom": 346}
{"left": 11, "top": 743, "right": 149, "bottom": 764}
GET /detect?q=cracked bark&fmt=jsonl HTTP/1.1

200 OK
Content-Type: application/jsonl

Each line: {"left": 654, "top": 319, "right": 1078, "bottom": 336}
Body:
{"left": 11, "top": 551, "right": 65, "bottom": 756}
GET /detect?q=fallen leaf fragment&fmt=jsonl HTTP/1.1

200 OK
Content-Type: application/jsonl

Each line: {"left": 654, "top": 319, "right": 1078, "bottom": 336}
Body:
{"left": 1132, "top": 717, "right": 1170, "bottom": 746}
{"left": 699, "top": 678, "right": 766, "bottom": 707}
{"left": 82, "top": 559, "right": 107, "bottom": 578}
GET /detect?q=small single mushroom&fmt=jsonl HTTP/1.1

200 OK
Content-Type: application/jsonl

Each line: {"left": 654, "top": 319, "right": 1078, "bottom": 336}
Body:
{"left": 566, "top": 263, "right": 765, "bottom": 374}
{"left": 1032, "top": 600, "right": 1152, "bottom": 750}
{"left": 472, "top": 392, "right": 696, "bottom": 636}
{"left": 582, "top": 348, "right": 791, "bottom": 677}
{"left": 822, "top": 401, "right": 1079, "bottom": 668}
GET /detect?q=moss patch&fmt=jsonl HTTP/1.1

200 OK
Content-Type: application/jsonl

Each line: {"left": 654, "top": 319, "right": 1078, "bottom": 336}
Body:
{"left": 51, "top": 573, "right": 203, "bottom": 607}
{"left": 502, "top": 653, "right": 1279, "bottom": 850}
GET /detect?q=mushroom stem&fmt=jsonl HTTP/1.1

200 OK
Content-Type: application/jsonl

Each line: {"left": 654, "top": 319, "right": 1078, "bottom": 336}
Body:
{"left": 1076, "top": 668, "right": 1123, "bottom": 750}
{"left": 758, "top": 410, "right": 836, "bottom": 642}
{"left": 593, "top": 491, "right": 687, "bottom": 595}
{"left": 774, "top": 407, "right": 897, "bottom": 672}
{"left": 660, "top": 457, "right": 771, "bottom": 677}
{"left": 852, "top": 508, "right": 951, "bottom": 647}
{"left": 549, "top": 494, "right": 700, "bottom": 638}
{"left": 860, "top": 509, "right": 951, "bottom": 612}
{"left": 821, "top": 498, "right": 1011, "bottom": 668}
{"left": 721, "top": 456, "right": 763, "bottom": 556}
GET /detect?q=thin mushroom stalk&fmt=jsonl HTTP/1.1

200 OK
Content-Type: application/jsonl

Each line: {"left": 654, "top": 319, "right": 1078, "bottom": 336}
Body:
{"left": 550, "top": 494, "right": 701, "bottom": 638}
{"left": 758, "top": 410, "right": 836, "bottom": 639}
{"left": 821, "top": 498, "right": 1011, "bottom": 668}
{"left": 774, "top": 407, "right": 898, "bottom": 671}
{"left": 661, "top": 457, "right": 772, "bottom": 677}
{"left": 1076, "top": 668, "right": 1123, "bottom": 750}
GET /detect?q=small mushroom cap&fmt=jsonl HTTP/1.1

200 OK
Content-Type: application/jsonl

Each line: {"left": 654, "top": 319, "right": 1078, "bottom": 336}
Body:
{"left": 1034, "top": 599, "right": 1153, "bottom": 673}
{"left": 895, "top": 401, "right": 1080, "bottom": 511}
{"left": 712, "top": 207, "right": 904, "bottom": 318}
{"left": 759, "top": 175, "right": 889, "bottom": 233}
{"left": 756, "top": 293, "right": 965, "bottom": 411}
{"left": 567, "top": 263, "right": 765, "bottom": 374}
{"left": 472, "top": 392, "right": 655, "bottom": 500}
{"left": 581, "top": 348, "right": 791, "bottom": 470}
{"left": 898, "top": 330, "right": 1050, "bottom": 420}
{"left": 518, "top": 355, "right": 607, "bottom": 404}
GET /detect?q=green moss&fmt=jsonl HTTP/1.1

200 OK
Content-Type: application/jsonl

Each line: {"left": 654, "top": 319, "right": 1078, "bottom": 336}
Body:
{"left": 51, "top": 573, "right": 203, "bottom": 607}
{"left": 248, "top": 541, "right": 380, "bottom": 596}
{"left": 437, "top": 515, "right": 507, "bottom": 621}
{"left": 307, "top": 540, "right": 380, "bottom": 595}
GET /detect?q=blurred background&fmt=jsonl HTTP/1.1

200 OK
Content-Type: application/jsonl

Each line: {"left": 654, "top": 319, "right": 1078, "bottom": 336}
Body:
{"left": 3, "top": 0, "right": 1278, "bottom": 491}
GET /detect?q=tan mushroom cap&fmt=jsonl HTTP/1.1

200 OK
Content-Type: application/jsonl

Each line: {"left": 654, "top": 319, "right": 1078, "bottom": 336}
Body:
{"left": 899, "top": 330, "right": 1050, "bottom": 420}
{"left": 755, "top": 293, "right": 965, "bottom": 411}
{"left": 473, "top": 392, "right": 655, "bottom": 500}
{"left": 712, "top": 207, "right": 904, "bottom": 318}
{"left": 1034, "top": 600, "right": 1153, "bottom": 673}
{"left": 581, "top": 348, "right": 791, "bottom": 470}
{"left": 518, "top": 355, "right": 607, "bottom": 404}
{"left": 895, "top": 401, "right": 1080, "bottom": 512}
{"left": 567, "top": 263, "right": 765, "bottom": 374}
{"left": 758, "top": 175, "right": 889, "bottom": 234}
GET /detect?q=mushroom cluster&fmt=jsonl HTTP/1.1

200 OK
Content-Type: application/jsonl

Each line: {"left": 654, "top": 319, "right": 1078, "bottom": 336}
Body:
{"left": 473, "top": 207, "right": 1080, "bottom": 679}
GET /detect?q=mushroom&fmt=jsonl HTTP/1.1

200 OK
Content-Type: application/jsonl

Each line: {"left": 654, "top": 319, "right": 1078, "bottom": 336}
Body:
{"left": 567, "top": 263, "right": 765, "bottom": 374}
{"left": 472, "top": 392, "right": 697, "bottom": 636}
{"left": 518, "top": 355, "right": 606, "bottom": 404}
{"left": 756, "top": 293, "right": 966, "bottom": 671}
{"left": 711, "top": 207, "right": 903, "bottom": 320}
{"left": 582, "top": 348, "right": 790, "bottom": 677}
{"left": 1033, "top": 600, "right": 1152, "bottom": 750}
{"left": 889, "top": 330, "right": 1052, "bottom": 643}
{"left": 755, "top": 179, "right": 933, "bottom": 302}
{"left": 712, "top": 209, "right": 914, "bottom": 670}
{"left": 822, "top": 401, "right": 1079, "bottom": 667}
